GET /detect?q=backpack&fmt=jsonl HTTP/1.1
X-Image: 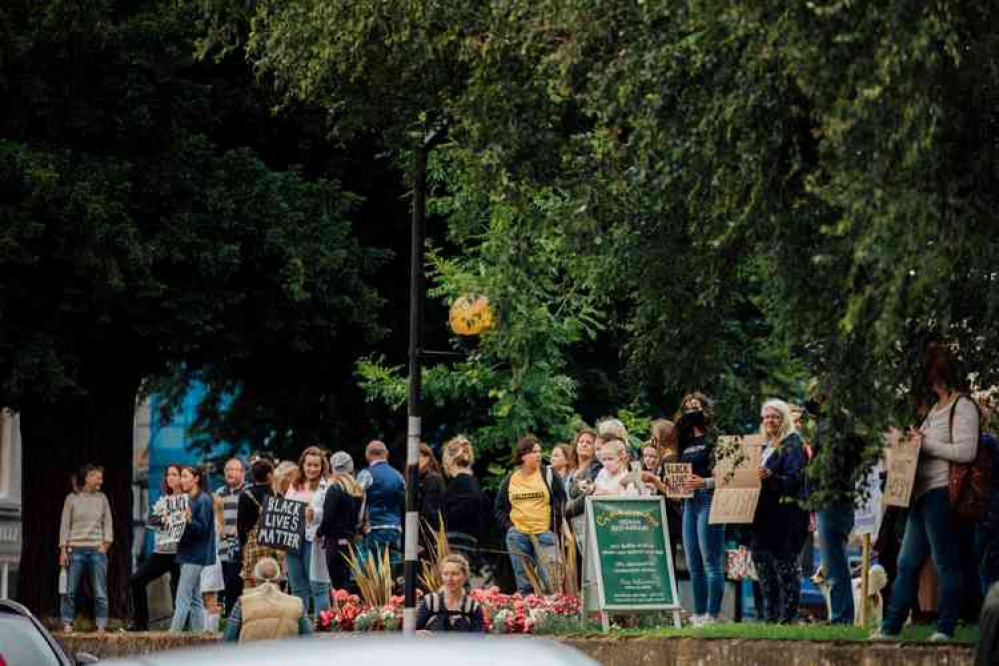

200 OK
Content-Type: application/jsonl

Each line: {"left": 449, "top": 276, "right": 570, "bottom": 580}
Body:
{"left": 948, "top": 395, "right": 992, "bottom": 525}
{"left": 424, "top": 592, "right": 480, "bottom": 631}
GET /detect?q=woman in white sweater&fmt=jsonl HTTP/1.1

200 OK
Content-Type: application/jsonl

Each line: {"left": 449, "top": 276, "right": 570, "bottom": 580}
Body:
{"left": 878, "top": 345, "right": 979, "bottom": 641}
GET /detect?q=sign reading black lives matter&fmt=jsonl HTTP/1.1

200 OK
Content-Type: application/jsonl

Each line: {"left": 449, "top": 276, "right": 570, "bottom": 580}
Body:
{"left": 255, "top": 495, "right": 307, "bottom": 552}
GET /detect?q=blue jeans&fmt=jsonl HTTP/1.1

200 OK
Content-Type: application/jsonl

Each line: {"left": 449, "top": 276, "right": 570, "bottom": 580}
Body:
{"left": 817, "top": 503, "right": 855, "bottom": 624}
{"left": 169, "top": 563, "right": 205, "bottom": 632}
{"left": 364, "top": 528, "right": 402, "bottom": 566}
{"left": 61, "top": 548, "right": 108, "bottom": 628}
{"left": 506, "top": 529, "right": 558, "bottom": 595}
{"left": 682, "top": 490, "right": 726, "bottom": 617}
{"left": 883, "top": 488, "right": 960, "bottom": 636}
{"left": 285, "top": 542, "right": 330, "bottom": 619}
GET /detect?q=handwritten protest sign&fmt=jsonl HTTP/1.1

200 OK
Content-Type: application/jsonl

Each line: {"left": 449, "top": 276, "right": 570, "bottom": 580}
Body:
{"left": 853, "top": 462, "right": 884, "bottom": 536}
{"left": 255, "top": 495, "right": 307, "bottom": 552}
{"left": 154, "top": 494, "right": 189, "bottom": 552}
{"left": 884, "top": 430, "right": 921, "bottom": 508}
{"left": 709, "top": 435, "right": 763, "bottom": 524}
{"left": 663, "top": 463, "right": 693, "bottom": 499}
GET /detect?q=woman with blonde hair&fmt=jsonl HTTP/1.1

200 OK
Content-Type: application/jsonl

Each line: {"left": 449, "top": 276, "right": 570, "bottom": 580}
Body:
{"left": 593, "top": 439, "right": 646, "bottom": 496}
{"left": 442, "top": 437, "right": 489, "bottom": 560}
{"left": 416, "top": 553, "right": 484, "bottom": 632}
{"left": 442, "top": 436, "right": 474, "bottom": 478}
{"left": 285, "top": 446, "right": 331, "bottom": 619}
{"left": 272, "top": 461, "right": 299, "bottom": 495}
{"left": 317, "top": 451, "right": 365, "bottom": 590}
{"left": 752, "top": 398, "right": 810, "bottom": 623}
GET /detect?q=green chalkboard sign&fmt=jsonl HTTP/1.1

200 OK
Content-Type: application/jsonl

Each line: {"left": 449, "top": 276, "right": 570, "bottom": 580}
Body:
{"left": 584, "top": 497, "right": 680, "bottom": 615}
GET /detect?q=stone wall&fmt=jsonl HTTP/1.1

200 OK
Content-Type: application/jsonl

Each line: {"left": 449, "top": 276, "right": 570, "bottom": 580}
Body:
{"left": 56, "top": 633, "right": 974, "bottom": 666}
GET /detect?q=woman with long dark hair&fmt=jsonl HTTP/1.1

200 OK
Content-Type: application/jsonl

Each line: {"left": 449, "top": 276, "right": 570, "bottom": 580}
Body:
{"left": 128, "top": 464, "right": 183, "bottom": 631}
{"left": 877, "top": 345, "right": 978, "bottom": 641}
{"left": 170, "top": 466, "right": 216, "bottom": 632}
{"left": 674, "top": 393, "right": 726, "bottom": 626}
{"left": 417, "top": 443, "right": 446, "bottom": 550}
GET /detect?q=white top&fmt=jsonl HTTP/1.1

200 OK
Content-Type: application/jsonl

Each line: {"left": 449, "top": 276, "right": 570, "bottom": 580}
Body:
{"left": 593, "top": 469, "right": 648, "bottom": 496}
{"left": 915, "top": 396, "right": 979, "bottom": 498}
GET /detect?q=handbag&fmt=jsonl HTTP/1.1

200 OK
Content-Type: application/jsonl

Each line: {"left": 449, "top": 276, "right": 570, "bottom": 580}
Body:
{"left": 946, "top": 395, "right": 991, "bottom": 524}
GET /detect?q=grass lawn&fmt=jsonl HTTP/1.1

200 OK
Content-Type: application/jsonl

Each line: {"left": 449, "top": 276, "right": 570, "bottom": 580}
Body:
{"left": 543, "top": 620, "right": 979, "bottom": 645}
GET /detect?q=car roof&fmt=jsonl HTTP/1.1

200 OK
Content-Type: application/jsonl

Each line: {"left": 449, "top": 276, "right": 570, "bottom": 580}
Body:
{"left": 0, "top": 599, "right": 35, "bottom": 618}
{"left": 102, "top": 636, "right": 600, "bottom": 666}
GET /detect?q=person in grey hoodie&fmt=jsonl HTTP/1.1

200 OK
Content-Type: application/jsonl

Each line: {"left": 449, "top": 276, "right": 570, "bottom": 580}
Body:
{"left": 59, "top": 463, "right": 113, "bottom": 633}
{"left": 170, "top": 466, "right": 216, "bottom": 633}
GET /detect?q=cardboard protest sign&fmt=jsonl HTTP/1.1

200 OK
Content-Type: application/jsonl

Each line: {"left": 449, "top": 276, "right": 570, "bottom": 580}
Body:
{"left": 884, "top": 430, "right": 921, "bottom": 508}
{"left": 255, "top": 495, "right": 307, "bottom": 552}
{"left": 709, "top": 435, "right": 763, "bottom": 524}
{"left": 154, "top": 494, "right": 189, "bottom": 551}
{"left": 663, "top": 463, "right": 693, "bottom": 499}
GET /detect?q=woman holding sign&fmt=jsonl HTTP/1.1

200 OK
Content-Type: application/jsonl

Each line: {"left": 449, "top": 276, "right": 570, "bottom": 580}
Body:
{"left": 128, "top": 464, "right": 183, "bottom": 631}
{"left": 674, "top": 393, "right": 726, "bottom": 627}
{"left": 877, "top": 345, "right": 979, "bottom": 642}
{"left": 170, "top": 466, "right": 216, "bottom": 633}
{"left": 752, "top": 399, "right": 809, "bottom": 624}
{"left": 285, "top": 446, "right": 330, "bottom": 620}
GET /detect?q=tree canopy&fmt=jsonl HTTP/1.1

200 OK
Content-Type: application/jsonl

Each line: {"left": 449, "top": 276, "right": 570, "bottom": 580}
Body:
{"left": 0, "top": 0, "right": 385, "bottom": 614}
{"left": 226, "top": 0, "right": 999, "bottom": 499}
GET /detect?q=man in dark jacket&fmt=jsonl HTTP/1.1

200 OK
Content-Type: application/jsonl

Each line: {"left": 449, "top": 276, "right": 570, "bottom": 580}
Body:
{"left": 494, "top": 435, "right": 567, "bottom": 594}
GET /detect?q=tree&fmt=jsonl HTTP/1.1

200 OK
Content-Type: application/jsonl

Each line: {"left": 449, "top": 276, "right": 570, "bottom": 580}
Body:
{"left": 0, "top": 0, "right": 381, "bottom": 617}
{"left": 219, "top": 0, "right": 999, "bottom": 504}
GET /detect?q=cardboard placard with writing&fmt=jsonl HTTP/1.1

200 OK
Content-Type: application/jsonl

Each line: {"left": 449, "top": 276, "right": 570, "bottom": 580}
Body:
{"left": 663, "top": 463, "right": 693, "bottom": 499}
{"left": 709, "top": 435, "right": 763, "bottom": 524}
{"left": 255, "top": 495, "right": 307, "bottom": 552}
{"left": 154, "top": 494, "right": 189, "bottom": 552}
{"left": 884, "top": 430, "right": 921, "bottom": 508}
{"left": 853, "top": 462, "right": 884, "bottom": 536}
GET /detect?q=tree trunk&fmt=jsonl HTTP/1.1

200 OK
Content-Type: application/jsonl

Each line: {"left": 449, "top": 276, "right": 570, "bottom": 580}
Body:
{"left": 17, "top": 371, "right": 140, "bottom": 623}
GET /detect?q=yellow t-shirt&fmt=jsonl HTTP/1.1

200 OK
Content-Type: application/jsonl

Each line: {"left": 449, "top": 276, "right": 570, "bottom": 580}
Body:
{"left": 508, "top": 469, "right": 550, "bottom": 535}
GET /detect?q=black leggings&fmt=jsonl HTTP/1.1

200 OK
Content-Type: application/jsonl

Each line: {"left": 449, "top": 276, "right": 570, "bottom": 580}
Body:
{"left": 129, "top": 552, "right": 179, "bottom": 629}
{"left": 325, "top": 541, "right": 352, "bottom": 591}
{"left": 753, "top": 550, "right": 802, "bottom": 623}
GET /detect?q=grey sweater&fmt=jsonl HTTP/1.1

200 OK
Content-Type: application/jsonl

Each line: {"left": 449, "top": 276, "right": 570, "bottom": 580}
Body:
{"left": 59, "top": 491, "right": 113, "bottom": 549}
{"left": 915, "top": 397, "right": 979, "bottom": 499}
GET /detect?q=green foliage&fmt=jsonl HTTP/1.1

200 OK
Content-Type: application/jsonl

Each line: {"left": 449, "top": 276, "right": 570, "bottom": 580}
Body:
{"left": 0, "top": 0, "right": 385, "bottom": 449}
{"left": 219, "top": 0, "right": 998, "bottom": 499}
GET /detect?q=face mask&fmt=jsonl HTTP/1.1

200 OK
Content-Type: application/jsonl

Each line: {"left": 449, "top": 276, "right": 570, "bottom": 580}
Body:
{"left": 680, "top": 410, "right": 706, "bottom": 430}
{"left": 803, "top": 399, "right": 821, "bottom": 416}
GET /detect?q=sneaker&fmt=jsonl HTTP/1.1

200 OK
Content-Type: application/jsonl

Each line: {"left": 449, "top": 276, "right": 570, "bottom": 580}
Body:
{"left": 868, "top": 628, "right": 898, "bottom": 641}
{"left": 689, "top": 614, "right": 705, "bottom": 628}
{"left": 700, "top": 615, "right": 717, "bottom": 626}
{"left": 928, "top": 632, "right": 952, "bottom": 642}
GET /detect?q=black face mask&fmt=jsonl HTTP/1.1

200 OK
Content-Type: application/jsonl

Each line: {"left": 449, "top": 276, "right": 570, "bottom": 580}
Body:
{"left": 804, "top": 399, "right": 822, "bottom": 417}
{"left": 680, "top": 409, "right": 706, "bottom": 430}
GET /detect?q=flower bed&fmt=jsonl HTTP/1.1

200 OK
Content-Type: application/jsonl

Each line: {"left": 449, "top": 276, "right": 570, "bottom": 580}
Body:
{"left": 318, "top": 588, "right": 581, "bottom": 634}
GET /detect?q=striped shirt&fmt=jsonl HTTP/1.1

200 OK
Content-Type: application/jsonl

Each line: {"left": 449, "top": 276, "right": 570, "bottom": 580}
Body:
{"left": 215, "top": 483, "right": 244, "bottom": 562}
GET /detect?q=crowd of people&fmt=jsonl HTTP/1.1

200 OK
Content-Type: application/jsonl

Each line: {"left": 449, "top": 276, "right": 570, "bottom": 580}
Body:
{"left": 56, "top": 344, "right": 998, "bottom": 641}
